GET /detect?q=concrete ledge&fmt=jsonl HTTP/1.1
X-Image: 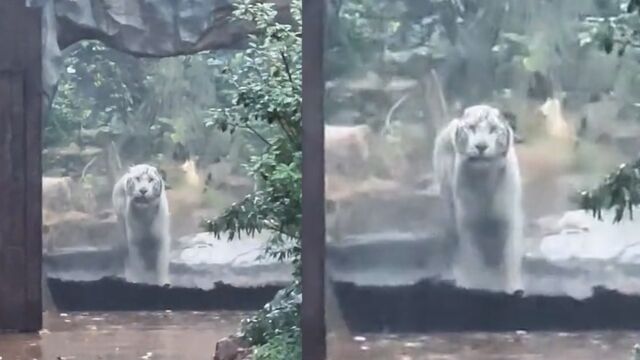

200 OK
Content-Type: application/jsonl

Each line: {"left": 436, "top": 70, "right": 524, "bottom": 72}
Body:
{"left": 43, "top": 233, "right": 292, "bottom": 311}
{"left": 328, "top": 220, "right": 640, "bottom": 332}
{"left": 48, "top": 276, "right": 282, "bottom": 311}
{"left": 332, "top": 279, "right": 640, "bottom": 332}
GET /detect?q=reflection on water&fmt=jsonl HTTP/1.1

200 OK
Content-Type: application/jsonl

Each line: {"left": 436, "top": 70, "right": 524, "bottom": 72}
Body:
{"left": 0, "top": 311, "right": 250, "bottom": 360}
{"left": 328, "top": 331, "right": 640, "bottom": 360}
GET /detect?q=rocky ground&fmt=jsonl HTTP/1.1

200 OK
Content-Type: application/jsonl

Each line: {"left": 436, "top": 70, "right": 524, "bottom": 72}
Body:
{"left": 325, "top": 171, "right": 640, "bottom": 333}
{"left": 44, "top": 230, "right": 292, "bottom": 290}
{"left": 41, "top": 165, "right": 290, "bottom": 316}
{"left": 327, "top": 200, "right": 640, "bottom": 298}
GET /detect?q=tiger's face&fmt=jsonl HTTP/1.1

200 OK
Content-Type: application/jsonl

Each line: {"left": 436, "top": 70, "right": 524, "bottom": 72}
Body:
{"left": 453, "top": 105, "right": 513, "bottom": 163}
{"left": 125, "top": 164, "right": 164, "bottom": 206}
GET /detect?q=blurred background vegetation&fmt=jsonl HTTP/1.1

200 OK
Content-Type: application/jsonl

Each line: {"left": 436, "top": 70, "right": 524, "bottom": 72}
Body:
{"left": 42, "top": 0, "right": 640, "bottom": 358}
{"left": 320, "top": 0, "right": 640, "bottom": 223}
{"left": 46, "top": 0, "right": 640, "bottom": 219}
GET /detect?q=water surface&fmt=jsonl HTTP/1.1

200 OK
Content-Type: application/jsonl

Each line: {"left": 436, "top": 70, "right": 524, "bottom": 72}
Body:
{"left": 0, "top": 311, "right": 249, "bottom": 360}
{"left": 328, "top": 331, "right": 640, "bottom": 360}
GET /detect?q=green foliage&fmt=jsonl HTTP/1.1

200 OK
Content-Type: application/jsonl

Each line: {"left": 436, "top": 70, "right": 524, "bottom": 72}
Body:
{"left": 326, "top": 0, "right": 470, "bottom": 76}
{"left": 48, "top": 41, "right": 234, "bottom": 166}
{"left": 578, "top": 0, "right": 640, "bottom": 56}
{"left": 47, "top": 41, "right": 147, "bottom": 148}
{"left": 253, "top": 329, "right": 301, "bottom": 360}
{"left": 202, "top": 0, "right": 302, "bottom": 272}
{"left": 199, "top": 0, "right": 302, "bottom": 357}
{"left": 577, "top": 1, "right": 640, "bottom": 221}
{"left": 580, "top": 157, "right": 640, "bottom": 223}
{"left": 241, "top": 282, "right": 301, "bottom": 346}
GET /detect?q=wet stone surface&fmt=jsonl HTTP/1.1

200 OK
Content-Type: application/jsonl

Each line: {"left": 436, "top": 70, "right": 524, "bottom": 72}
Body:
{"left": 0, "top": 311, "right": 250, "bottom": 360}
{"left": 44, "top": 232, "right": 292, "bottom": 290}
{"left": 327, "top": 209, "right": 640, "bottom": 332}
{"left": 328, "top": 209, "right": 640, "bottom": 298}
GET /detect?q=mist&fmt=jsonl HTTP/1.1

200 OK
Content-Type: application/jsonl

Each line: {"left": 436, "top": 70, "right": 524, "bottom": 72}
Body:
{"left": 324, "top": 0, "right": 640, "bottom": 356}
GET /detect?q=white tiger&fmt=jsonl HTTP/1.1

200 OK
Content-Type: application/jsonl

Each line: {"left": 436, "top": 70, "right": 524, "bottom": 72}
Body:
{"left": 433, "top": 105, "right": 524, "bottom": 293}
{"left": 112, "top": 164, "right": 171, "bottom": 286}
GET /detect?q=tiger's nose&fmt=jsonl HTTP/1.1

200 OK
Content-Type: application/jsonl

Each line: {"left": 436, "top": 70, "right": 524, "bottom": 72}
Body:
{"left": 140, "top": 188, "right": 148, "bottom": 195}
{"left": 475, "top": 143, "right": 488, "bottom": 154}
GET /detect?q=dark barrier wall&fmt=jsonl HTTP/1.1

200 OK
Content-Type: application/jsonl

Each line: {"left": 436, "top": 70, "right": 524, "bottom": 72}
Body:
{"left": 301, "top": 0, "right": 326, "bottom": 359}
{"left": 0, "top": 0, "right": 43, "bottom": 332}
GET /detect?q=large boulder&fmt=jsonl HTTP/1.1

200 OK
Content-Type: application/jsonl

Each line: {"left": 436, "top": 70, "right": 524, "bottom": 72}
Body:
{"left": 213, "top": 335, "right": 252, "bottom": 360}
{"left": 326, "top": 180, "right": 443, "bottom": 243}
{"left": 43, "top": 210, "right": 121, "bottom": 253}
{"left": 42, "top": 176, "right": 74, "bottom": 213}
{"left": 534, "top": 210, "right": 640, "bottom": 263}
{"left": 326, "top": 208, "right": 640, "bottom": 298}
{"left": 170, "top": 232, "right": 293, "bottom": 289}
{"left": 325, "top": 124, "right": 373, "bottom": 180}
{"left": 42, "top": 144, "right": 104, "bottom": 178}
{"left": 43, "top": 229, "right": 293, "bottom": 289}
{"left": 27, "top": 0, "right": 291, "bottom": 105}
{"left": 43, "top": 175, "right": 100, "bottom": 216}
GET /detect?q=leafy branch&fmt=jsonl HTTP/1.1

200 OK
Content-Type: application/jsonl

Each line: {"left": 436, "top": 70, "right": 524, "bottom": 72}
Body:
{"left": 577, "top": 0, "right": 640, "bottom": 222}
{"left": 200, "top": 2, "right": 302, "bottom": 355}
{"left": 580, "top": 160, "right": 640, "bottom": 223}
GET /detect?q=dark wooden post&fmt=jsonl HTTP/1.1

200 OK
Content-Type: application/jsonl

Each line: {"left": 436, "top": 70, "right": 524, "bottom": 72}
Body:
{"left": 301, "top": 0, "right": 326, "bottom": 358}
{"left": 0, "top": 0, "right": 43, "bottom": 332}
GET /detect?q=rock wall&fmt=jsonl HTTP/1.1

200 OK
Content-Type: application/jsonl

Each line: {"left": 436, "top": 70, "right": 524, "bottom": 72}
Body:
{"left": 26, "top": 0, "right": 290, "bottom": 106}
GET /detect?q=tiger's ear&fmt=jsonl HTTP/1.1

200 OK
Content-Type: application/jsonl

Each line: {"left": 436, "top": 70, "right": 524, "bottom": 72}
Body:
{"left": 152, "top": 175, "right": 164, "bottom": 195}
{"left": 158, "top": 168, "right": 168, "bottom": 182}
{"left": 448, "top": 118, "right": 458, "bottom": 141}
{"left": 503, "top": 122, "right": 514, "bottom": 156}
{"left": 125, "top": 176, "right": 135, "bottom": 195}
{"left": 148, "top": 166, "right": 159, "bottom": 178}
{"left": 500, "top": 110, "right": 517, "bottom": 131}
{"left": 451, "top": 118, "right": 466, "bottom": 153}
